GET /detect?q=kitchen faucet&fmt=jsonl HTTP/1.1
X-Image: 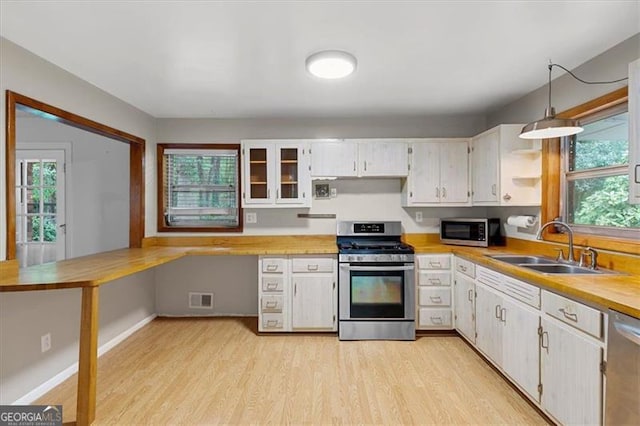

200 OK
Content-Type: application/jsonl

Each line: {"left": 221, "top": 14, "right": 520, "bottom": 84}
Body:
{"left": 536, "top": 220, "right": 576, "bottom": 264}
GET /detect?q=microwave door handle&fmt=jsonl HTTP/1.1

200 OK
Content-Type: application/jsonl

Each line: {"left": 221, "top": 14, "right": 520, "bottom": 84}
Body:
{"left": 348, "top": 266, "right": 415, "bottom": 271}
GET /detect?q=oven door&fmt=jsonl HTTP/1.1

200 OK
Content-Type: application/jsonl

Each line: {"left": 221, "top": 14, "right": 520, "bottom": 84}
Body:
{"left": 339, "top": 263, "right": 415, "bottom": 321}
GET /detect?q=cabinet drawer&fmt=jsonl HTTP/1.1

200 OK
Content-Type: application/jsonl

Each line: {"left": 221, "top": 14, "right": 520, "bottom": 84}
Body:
{"left": 291, "top": 257, "right": 334, "bottom": 273}
{"left": 262, "top": 258, "right": 285, "bottom": 273}
{"left": 455, "top": 257, "right": 476, "bottom": 278}
{"left": 417, "top": 254, "right": 451, "bottom": 270}
{"left": 262, "top": 313, "right": 284, "bottom": 330}
{"left": 418, "top": 271, "right": 451, "bottom": 286}
{"left": 261, "top": 276, "right": 284, "bottom": 292}
{"left": 418, "top": 308, "right": 452, "bottom": 328}
{"left": 542, "top": 291, "right": 603, "bottom": 339}
{"left": 261, "top": 295, "right": 284, "bottom": 313}
{"left": 418, "top": 287, "right": 451, "bottom": 307}
{"left": 502, "top": 276, "right": 540, "bottom": 309}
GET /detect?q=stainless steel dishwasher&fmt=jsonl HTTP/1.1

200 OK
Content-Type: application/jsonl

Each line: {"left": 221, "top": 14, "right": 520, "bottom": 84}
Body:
{"left": 605, "top": 310, "right": 640, "bottom": 425}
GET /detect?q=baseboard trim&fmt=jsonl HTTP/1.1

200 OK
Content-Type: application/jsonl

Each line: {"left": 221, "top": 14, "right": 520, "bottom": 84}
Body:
{"left": 12, "top": 313, "right": 157, "bottom": 405}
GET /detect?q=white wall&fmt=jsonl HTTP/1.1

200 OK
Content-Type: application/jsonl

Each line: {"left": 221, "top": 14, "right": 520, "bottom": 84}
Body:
{"left": 487, "top": 34, "right": 639, "bottom": 128}
{"left": 16, "top": 115, "right": 130, "bottom": 258}
{"left": 155, "top": 256, "right": 258, "bottom": 316}
{"left": 0, "top": 37, "right": 157, "bottom": 404}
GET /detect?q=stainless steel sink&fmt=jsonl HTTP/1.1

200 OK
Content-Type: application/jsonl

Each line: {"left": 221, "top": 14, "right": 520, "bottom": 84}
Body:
{"left": 488, "top": 255, "right": 558, "bottom": 265}
{"left": 520, "top": 263, "right": 604, "bottom": 274}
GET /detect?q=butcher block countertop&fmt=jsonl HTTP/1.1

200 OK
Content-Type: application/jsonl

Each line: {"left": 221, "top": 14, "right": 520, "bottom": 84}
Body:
{"left": 1, "top": 234, "right": 638, "bottom": 318}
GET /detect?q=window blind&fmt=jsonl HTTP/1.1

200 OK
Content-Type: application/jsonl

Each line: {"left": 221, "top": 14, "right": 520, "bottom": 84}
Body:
{"left": 163, "top": 149, "right": 239, "bottom": 227}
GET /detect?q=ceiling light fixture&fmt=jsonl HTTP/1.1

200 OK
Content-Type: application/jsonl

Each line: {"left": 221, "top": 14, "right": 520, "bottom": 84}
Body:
{"left": 306, "top": 50, "right": 357, "bottom": 79}
{"left": 520, "top": 63, "right": 628, "bottom": 139}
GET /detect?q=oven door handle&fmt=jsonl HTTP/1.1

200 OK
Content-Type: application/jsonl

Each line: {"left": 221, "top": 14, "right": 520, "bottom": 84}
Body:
{"left": 346, "top": 266, "right": 415, "bottom": 271}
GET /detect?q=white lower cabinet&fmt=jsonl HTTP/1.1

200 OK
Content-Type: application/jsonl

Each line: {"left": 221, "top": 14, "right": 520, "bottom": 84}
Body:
{"left": 454, "top": 257, "right": 476, "bottom": 343}
{"left": 474, "top": 282, "right": 504, "bottom": 365}
{"left": 416, "top": 254, "right": 453, "bottom": 329}
{"left": 540, "top": 291, "right": 605, "bottom": 426}
{"left": 259, "top": 255, "right": 336, "bottom": 333}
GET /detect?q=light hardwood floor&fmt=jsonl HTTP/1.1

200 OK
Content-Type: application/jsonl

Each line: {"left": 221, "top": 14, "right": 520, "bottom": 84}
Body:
{"left": 38, "top": 318, "right": 548, "bottom": 425}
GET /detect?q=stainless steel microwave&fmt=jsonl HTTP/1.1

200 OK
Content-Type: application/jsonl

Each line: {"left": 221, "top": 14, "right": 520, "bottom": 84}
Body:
{"left": 440, "top": 218, "right": 504, "bottom": 247}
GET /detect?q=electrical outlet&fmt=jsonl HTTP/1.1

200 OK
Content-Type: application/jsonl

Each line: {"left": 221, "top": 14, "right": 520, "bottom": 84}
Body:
{"left": 41, "top": 333, "right": 51, "bottom": 353}
{"left": 330, "top": 187, "right": 337, "bottom": 198}
{"left": 246, "top": 212, "right": 257, "bottom": 224}
{"left": 415, "top": 211, "right": 423, "bottom": 222}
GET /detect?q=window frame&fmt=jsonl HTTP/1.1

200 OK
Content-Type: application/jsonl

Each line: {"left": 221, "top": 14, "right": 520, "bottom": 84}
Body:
{"left": 541, "top": 87, "right": 639, "bottom": 254}
{"left": 156, "top": 143, "right": 243, "bottom": 233}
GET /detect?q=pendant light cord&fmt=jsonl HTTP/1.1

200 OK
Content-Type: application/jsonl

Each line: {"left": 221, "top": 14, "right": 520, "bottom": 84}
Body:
{"left": 545, "top": 62, "right": 628, "bottom": 116}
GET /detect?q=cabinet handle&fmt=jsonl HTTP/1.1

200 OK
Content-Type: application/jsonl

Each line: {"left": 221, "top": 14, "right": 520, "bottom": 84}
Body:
{"left": 353, "top": 161, "right": 356, "bottom": 172}
{"left": 558, "top": 307, "right": 578, "bottom": 322}
{"left": 459, "top": 265, "right": 467, "bottom": 272}
{"left": 266, "top": 264, "right": 278, "bottom": 271}
{"left": 500, "top": 308, "right": 507, "bottom": 323}
{"left": 276, "top": 189, "right": 279, "bottom": 199}
{"left": 436, "top": 187, "right": 440, "bottom": 198}
{"left": 491, "top": 184, "right": 496, "bottom": 195}
{"left": 442, "top": 187, "right": 446, "bottom": 198}
{"left": 467, "top": 289, "right": 473, "bottom": 302}
{"left": 266, "top": 282, "right": 278, "bottom": 290}
{"left": 541, "top": 331, "right": 549, "bottom": 353}
{"left": 266, "top": 320, "right": 278, "bottom": 326}
{"left": 428, "top": 278, "right": 441, "bottom": 284}
{"left": 503, "top": 193, "right": 512, "bottom": 201}
{"left": 265, "top": 301, "right": 277, "bottom": 308}
{"left": 430, "top": 296, "right": 442, "bottom": 303}
{"left": 430, "top": 316, "right": 443, "bottom": 325}
{"left": 364, "top": 161, "right": 367, "bottom": 171}
{"left": 495, "top": 304, "right": 502, "bottom": 319}
{"left": 428, "top": 261, "right": 441, "bottom": 268}
{"left": 294, "top": 283, "right": 297, "bottom": 296}
{"left": 267, "top": 189, "right": 271, "bottom": 198}
{"left": 410, "top": 191, "right": 413, "bottom": 198}
{"left": 307, "top": 264, "right": 319, "bottom": 271}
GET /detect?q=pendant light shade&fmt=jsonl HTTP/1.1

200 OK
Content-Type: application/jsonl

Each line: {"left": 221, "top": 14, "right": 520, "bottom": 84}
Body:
{"left": 520, "top": 107, "right": 583, "bottom": 139}
{"left": 520, "top": 64, "right": 584, "bottom": 139}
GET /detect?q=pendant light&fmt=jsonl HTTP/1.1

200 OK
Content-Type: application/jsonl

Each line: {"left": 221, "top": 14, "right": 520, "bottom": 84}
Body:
{"left": 520, "top": 63, "right": 628, "bottom": 139}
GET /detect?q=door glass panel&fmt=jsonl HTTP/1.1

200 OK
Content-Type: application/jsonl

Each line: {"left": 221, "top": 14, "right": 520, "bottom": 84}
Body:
{"left": 26, "top": 161, "right": 38, "bottom": 186}
{"left": 280, "top": 148, "right": 298, "bottom": 199}
{"left": 29, "top": 216, "right": 41, "bottom": 241}
{"left": 43, "top": 216, "right": 57, "bottom": 242}
{"left": 43, "top": 161, "right": 57, "bottom": 186}
{"left": 43, "top": 187, "right": 57, "bottom": 213}
{"left": 249, "top": 148, "right": 268, "bottom": 199}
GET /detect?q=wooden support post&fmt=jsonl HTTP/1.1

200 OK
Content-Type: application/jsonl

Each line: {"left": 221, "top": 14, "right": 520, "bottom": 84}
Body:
{"left": 76, "top": 286, "right": 99, "bottom": 425}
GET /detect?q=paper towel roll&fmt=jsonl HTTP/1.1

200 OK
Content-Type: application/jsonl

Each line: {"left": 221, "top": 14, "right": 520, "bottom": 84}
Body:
{"left": 506, "top": 215, "right": 537, "bottom": 228}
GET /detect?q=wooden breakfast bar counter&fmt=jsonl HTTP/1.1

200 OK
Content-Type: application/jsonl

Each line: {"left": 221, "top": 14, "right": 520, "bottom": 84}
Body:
{"left": 1, "top": 234, "right": 638, "bottom": 425}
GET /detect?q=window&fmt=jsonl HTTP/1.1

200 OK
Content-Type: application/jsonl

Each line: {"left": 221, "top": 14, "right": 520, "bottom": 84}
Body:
{"left": 561, "top": 104, "right": 640, "bottom": 239}
{"left": 157, "top": 144, "right": 242, "bottom": 232}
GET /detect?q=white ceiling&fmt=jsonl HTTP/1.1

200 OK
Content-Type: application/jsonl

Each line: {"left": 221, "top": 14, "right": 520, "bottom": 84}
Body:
{"left": 1, "top": 1, "right": 638, "bottom": 119}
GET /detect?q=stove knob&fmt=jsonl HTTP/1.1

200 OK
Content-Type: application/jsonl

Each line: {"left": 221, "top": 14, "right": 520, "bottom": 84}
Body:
{"left": 357, "top": 256, "right": 363, "bottom": 262}
{"left": 394, "top": 254, "right": 400, "bottom": 261}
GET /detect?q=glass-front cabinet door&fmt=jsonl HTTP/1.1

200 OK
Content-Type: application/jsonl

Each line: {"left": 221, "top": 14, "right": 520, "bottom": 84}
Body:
{"left": 244, "top": 143, "right": 275, "bottom": 205}
{"left": 242, "top": 141, "right": 311, "bottom": 207}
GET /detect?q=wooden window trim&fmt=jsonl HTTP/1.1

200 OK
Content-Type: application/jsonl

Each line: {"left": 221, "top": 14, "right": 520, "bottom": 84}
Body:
{"left": 157, "top": 143, "right": 243, "bottom": 233}
{"left": 541, "top": 87, "right": 638, "bottom": 254}
{"left": 5, "top": 91, "right": 145, "bottom": 260}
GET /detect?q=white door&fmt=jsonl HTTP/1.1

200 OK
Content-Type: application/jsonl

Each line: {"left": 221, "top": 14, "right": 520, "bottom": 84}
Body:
{"left": 409, "top": 142, "right": 440, "bottom": 203}
{"left": 243, "top": 143, "right": 275, "bottom": 205}
{"left": 501, "top": 297, "right": 540, "bottom": 401}
{"left": 540, "top": 318, "right": 603, "bottom": 426}
{"left": 474, "top": 283, "right": 503, "bottom": 365}
{"left": 440, "top": 140, "right": 470, "bottom": 204}
{"left": 358, "top": 140, "right": 408, "bottom": 177}
{"left": 472, "top": 131, "right": 499, "bottom": 204}
{"left": 291, "top": 275, "right": 335, "bottom": 330}
{"left": 310, "top": 140, "right": 358, "bottom": 177}
{"left": 454, "top": 272, "right": 475, "bottom": 343}
{"left": 15, "top": 150, "right": 66, "bottom": 267}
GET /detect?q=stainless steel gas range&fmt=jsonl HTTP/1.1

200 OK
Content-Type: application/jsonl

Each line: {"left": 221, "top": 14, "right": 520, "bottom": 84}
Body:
{"left": 337, "top": 221, "right": 415, "bottom": 341}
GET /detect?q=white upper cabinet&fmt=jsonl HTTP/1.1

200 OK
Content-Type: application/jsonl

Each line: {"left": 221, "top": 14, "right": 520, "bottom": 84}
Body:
{"left": 310, "top": 140, "right": 358, "bottom": 178}
{"left": 629, "top": 58, "right": 640, "bottom": 204}
{"left": 355, "top": 139, "right": 409, "bottom": 177}
{"left": 242, "top": 140, "right": 311, "bottom": 208}
{"left": 402, "top": 139, "right": 470, "bottom": 206}
{"left": 471, "top": 125, "right": 541, "bottom": 206}
{"left": 310, "top": 139, "right": 408, "bottom": 178}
